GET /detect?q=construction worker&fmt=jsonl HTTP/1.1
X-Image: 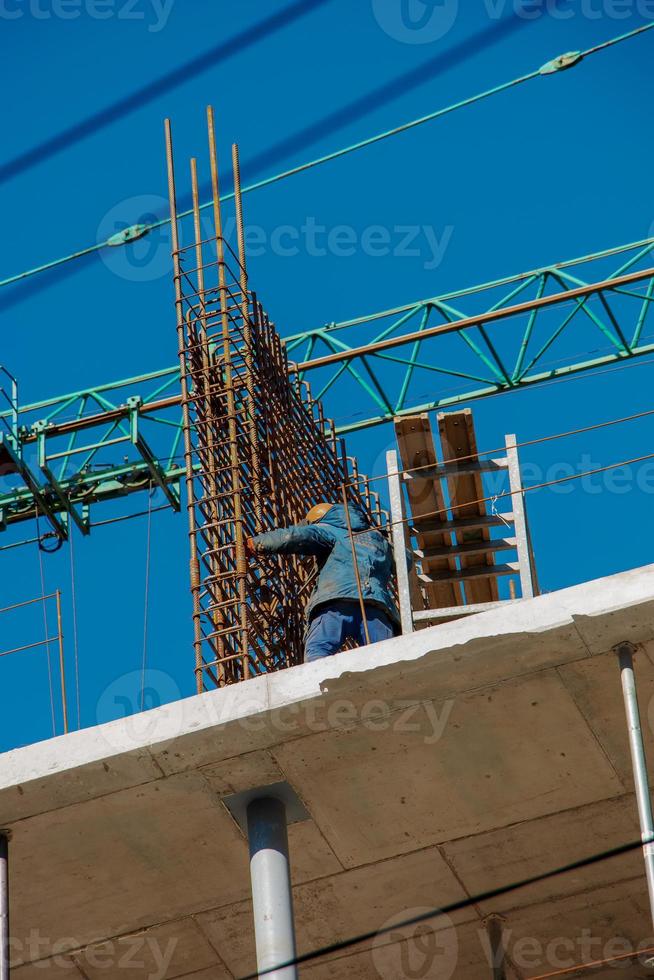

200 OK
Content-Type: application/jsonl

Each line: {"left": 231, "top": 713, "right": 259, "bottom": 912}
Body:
{"left": 245, "top": 502, "right": 399, "bottom": 662}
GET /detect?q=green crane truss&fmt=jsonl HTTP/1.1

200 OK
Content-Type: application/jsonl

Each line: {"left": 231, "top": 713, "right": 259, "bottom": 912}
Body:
{"left": 1, "top": 236, "right": 652, "bottom": 542}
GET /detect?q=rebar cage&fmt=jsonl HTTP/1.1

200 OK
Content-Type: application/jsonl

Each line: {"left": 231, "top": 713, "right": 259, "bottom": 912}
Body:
{"left": 165, "top": 108, "right": 386, "bottom": 692}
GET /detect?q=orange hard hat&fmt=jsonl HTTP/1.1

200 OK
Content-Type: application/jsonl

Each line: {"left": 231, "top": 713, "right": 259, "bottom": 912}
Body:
{"left": 305, "top": 502, "right": 335, "bottom": 524}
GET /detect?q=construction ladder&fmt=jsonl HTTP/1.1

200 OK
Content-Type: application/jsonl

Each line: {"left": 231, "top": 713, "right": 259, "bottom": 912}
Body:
{"left": 387, "top": 410, "right": 538, "bottom": 633}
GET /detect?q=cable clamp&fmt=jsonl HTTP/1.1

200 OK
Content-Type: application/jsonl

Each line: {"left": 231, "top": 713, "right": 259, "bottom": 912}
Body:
{"left": 540, "top": 51, "right": 583, "bottom": 75}
{"left": 107, "top": 224, "right": 150, "bottom": 247}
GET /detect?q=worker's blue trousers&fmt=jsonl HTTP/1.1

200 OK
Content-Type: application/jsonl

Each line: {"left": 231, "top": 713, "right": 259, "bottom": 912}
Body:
{"left": 305, "top": 600, "right": 395, "bottom": 663}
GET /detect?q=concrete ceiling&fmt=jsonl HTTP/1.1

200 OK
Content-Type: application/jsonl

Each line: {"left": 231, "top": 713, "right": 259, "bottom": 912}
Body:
{"left": 3, "top": 564, "right": 654, "bottom": 979}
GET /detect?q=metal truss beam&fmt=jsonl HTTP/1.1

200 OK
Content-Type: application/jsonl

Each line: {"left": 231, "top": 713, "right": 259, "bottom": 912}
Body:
{"left": 1, "top": 237, "right": 652, "bottom": 538}
{"left": 286, "top": 237, "right": 654, "bottom": 433}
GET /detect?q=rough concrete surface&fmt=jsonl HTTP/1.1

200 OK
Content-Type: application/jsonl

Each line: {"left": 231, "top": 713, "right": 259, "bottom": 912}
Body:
{"left": 3, "top": 563, "right": 654, "bottom": 978}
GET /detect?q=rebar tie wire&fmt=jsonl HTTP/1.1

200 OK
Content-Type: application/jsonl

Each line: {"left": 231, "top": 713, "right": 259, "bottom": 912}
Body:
{"left": 1, "top": 22, "right": 651, "bottom": 292}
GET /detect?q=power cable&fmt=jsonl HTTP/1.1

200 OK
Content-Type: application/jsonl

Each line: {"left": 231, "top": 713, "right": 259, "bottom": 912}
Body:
{"left": 346, "top": 404, "right": 654, "bottom": 491}
{"left": 1, "top": 21, "right": 651, "bottom": 292}
{"left": 237, "top": 836, "right": 647, "bottom": 978}
{"left": 0, "top": 0, "right": 333, "bottom": 186}
{"left": 353, "top": 448, "right": 654, "bottom": 539}
{"left": 91, "top": 503, "right": 174, "bottom": 529}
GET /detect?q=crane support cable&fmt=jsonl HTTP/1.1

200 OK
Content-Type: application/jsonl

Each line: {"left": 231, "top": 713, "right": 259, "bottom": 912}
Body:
{"left": 1, "top": 21, "right": 651, "bottom": 292}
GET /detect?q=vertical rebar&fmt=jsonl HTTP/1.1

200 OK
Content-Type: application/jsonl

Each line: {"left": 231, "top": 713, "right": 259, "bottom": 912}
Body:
{"left": 232, "top": 142, "right": 263, "bottom": 533}
{"left": 164, "top": 117, "right": 205, "bottom": 694}
{"left": 207, "top": 106, "right": 246, "bottom": 684}
{"left": 55, "top": 590, "right": 68, "bottom": 734}
{"left": 169, "top": 108, "right": 387, "bottom": 688}
{"left": 190, "top": 154, "right": 226, "bottom": 678}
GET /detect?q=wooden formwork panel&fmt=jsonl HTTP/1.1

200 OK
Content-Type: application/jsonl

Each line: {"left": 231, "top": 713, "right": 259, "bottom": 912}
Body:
{"left": 437, "top": 409, "right": 500, "bottom": 604}
{"left": 394, "top": 414, "right": 462, "bottom": 613}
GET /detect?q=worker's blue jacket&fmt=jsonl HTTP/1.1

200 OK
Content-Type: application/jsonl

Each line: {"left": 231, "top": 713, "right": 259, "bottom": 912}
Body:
{"left": 251, "top": 504, "right": 399, "bottom": 626}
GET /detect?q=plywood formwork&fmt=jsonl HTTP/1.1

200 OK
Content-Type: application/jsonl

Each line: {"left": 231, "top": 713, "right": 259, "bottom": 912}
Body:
{"left": 438, "top": 409, "right": 500, "bottom": 605}
{"left": 394, "top": 414, "right": 462, "bottom": 616}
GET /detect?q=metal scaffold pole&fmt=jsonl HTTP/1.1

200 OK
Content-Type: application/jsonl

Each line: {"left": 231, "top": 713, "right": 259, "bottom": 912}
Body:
{"left": 614, "top": 641, "right": 654, "bottom": 929}
{"left": 0, "top": 832, "right": 9, "bottom": 980}
{"left": 247, "top": 797, "right": 298, "bottom": 980}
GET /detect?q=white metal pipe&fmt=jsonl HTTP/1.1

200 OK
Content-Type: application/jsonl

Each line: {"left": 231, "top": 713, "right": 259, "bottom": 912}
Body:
{"left": 386, "top": 450, "right": 413, "bottom": 635}
{"left": 505, "top": 435, "right": 534, "bottom": 599}
{"left": 0, "top": 833, "right": 8, "bottom": 980}
{"left": 247, "top": 797, "right": 298, "bottom": 980}
{"left": 615, "top": 642, "right": 654, "bottom": 929}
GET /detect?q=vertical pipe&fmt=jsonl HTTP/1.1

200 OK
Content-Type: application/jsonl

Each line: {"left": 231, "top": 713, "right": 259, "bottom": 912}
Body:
{"left": 485, "top": 915, "right": 507, "bottom": 980}
{"left": 55, "top": 590, "right": 68, "bottom": 734}
{"left": 164, "top": 117, "right": 205, "bottom": 694}
{"left": 386, "top": 450, "right": 413, "bottom": 635}
{"left": 341, "top": 486, "right": 370, "bottom": 646}
{"left": 247, "top": 797, "right": 298, "bottom": 980}
{"left": 0, "top": 832, "right": 8, "bottom": 980}
{"left": 614, "top": 641, "right": 654, "bottom": 929}
{"left": 505, "top": 435, "right": 534, "bottom": 599}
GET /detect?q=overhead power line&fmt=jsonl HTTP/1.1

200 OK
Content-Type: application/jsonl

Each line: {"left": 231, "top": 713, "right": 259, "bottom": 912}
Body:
{"left": 1, "top": 21, "right": 651, "bottom": 293}
{"left": 0, "top": 0, "right": 332, "bottom": 186}
{"left": 345, "top": 404, "right": 654, "bottom": 491}
{"left": 237, "top": 836, "right": 646, "bottom": 978}
{"left": 352, "top": 448, "right": 654, "bottom": 540}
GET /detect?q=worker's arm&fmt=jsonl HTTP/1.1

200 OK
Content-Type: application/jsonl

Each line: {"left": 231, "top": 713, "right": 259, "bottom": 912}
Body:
{"left": 247, "top": 523, "right": 333, "bottom": 558}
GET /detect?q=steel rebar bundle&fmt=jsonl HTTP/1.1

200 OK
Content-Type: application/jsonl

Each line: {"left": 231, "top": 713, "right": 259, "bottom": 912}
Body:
{"left": 165, "top": 108, "right": 385, "bottom": 692}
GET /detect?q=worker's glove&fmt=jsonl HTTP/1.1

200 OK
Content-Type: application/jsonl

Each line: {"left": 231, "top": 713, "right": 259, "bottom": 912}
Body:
{"left": 245, "top": 536, "right": 257, "bottom": 557}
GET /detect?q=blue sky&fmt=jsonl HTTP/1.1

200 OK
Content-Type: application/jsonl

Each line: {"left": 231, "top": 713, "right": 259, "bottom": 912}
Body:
{"left": 1, "top": 0, "right": 653, "bottom": 751}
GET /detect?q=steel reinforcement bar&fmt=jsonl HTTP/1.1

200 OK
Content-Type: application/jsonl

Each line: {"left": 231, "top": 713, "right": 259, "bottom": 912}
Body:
{"left": 165, "top": 108, "right": 384, "bottom": 691}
